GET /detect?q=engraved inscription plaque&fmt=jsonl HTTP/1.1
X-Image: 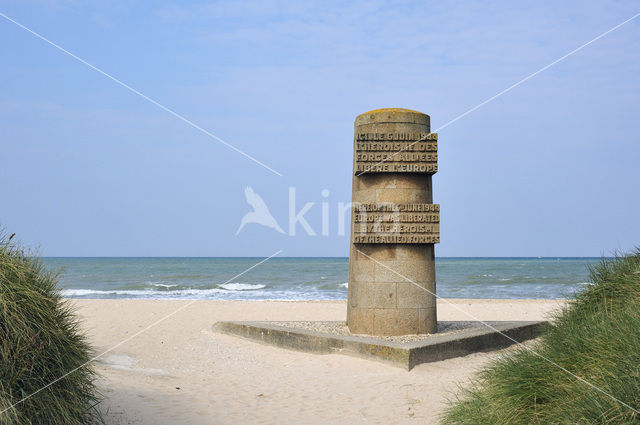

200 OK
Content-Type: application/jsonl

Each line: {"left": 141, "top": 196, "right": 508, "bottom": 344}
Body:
{"left": 352, "top": 203, "right": 440, "bottom": 244}
{"left": 354, "top": 133, "right": 438, "bottom": 174}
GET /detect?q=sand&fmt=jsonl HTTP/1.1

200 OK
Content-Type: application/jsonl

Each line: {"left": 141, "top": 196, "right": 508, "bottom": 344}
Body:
{"left": 70, "top": 299, "right": 564, "bottom": 425}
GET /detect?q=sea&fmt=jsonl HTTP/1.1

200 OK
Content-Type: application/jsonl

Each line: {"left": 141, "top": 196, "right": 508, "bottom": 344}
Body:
{"left": 42, "top": 257, "right": 600, "bottom": 300}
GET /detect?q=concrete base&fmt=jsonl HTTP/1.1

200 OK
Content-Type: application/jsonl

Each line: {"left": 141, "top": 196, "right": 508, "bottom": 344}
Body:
{"left": 213, "top": 320, "right": 547, "bottom": 370}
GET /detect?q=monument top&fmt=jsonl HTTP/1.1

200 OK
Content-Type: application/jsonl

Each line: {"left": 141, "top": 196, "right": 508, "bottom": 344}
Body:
{"left": 355, "top": 108, "right": 430, "bottom": 126}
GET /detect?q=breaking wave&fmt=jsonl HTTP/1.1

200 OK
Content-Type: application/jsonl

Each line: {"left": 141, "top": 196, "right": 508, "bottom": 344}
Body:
{"left": 217, "top": 283, "right": 266, "bottom": 291}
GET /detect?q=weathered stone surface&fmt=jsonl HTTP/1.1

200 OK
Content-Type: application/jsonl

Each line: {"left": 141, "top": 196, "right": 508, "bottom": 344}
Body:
{"left": 397, "top": 282, "right": 436, "bottom": 309}
{"left": 346, "top": 307, "right": 374, "bottom": 334}
{"left": 354, "top": 282, "right": 396, "bottom": 309}
{"left": 348, "top": 108, "right": 439, "bottom": 335}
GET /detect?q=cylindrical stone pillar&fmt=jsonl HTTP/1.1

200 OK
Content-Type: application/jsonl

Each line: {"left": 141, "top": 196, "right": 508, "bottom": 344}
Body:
{"left": 347, "top": 108, "right": 439, "bottom": 336}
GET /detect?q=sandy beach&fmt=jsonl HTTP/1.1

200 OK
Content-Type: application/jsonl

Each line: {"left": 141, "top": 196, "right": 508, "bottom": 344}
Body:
{"left": 69, "top": 299, "right": 564, "bottom": 424}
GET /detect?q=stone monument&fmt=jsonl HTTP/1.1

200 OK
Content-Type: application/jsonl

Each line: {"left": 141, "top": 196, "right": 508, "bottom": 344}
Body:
{"left": 347, "top": 108, "right": 439, "bottom": 336}
{"left": 216, "top": 115, "right": 543, "bottom": 364}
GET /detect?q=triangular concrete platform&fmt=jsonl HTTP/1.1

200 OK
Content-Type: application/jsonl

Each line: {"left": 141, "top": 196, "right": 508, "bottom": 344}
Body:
{"left": 213, "top": 320, "right": 546, "bottom": 370}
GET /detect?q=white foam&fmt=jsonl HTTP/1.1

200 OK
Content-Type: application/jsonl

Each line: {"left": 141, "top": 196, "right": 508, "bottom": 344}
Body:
{"left": 151, "top": 283, "right": 178, "bottom": 288}
{"left": 61, "top": 288, "right": 229, "bottom": 297}
{"left": 340, "top": 282, "right": 348, "bottom": 288}
{"left": 62, "top": 289, "right": 113, "bottom": 296}
{"left": 62, "top": 284, "right": 267, "bottom": 296}
{"left": 218, "top": 283, "right": 266, "bottom": 291}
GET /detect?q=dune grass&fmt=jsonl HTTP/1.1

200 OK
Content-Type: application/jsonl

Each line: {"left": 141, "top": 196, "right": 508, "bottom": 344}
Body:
{"left": 442, "top": 251, "right": 640, "bottom": 424}
{"left": 0, "top": 235, "right": 102, "bottom": 424}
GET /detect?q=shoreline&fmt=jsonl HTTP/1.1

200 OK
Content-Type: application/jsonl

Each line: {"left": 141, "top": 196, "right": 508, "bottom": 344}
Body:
{"left": 62, "top": 297, "right": 571, "bottom": 304}
{"left": 65, "top": 298, "right": 567, "bottom": 301}
{"left": 73, "top": 298, "right": 563, "bottom": 424}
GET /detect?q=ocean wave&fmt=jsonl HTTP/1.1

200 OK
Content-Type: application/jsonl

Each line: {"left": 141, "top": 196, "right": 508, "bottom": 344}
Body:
{"left": 60, "top": 287, "right": 347, "bottom": 301}
{"left": 61, "top": 288, "right": 230, "bottom": 297}
{"left": 217, "top": 283, "right": 266, "bottom": 291}
{"left": 61, "top": 283, "right": 268, "bottom": 297}
{"left": 340, "top": 282, "right": 348, "bottom": 288}
{"left": 150, "top": 282, "right": 178, "bottom": 288}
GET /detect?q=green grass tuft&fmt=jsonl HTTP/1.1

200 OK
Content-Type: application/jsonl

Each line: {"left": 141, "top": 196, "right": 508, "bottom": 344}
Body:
{"left": 442, "top": 251, "right": 640, "bottom": 425}
{"left": 0, "top": 234, "right": 102, "bottom": 424}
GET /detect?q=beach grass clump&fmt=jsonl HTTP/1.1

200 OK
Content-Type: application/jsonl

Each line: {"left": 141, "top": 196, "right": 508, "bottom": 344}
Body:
{"left": 0, "top": 235, "right": 102, "bottom": 424}
{"left": 442, "top": 251, "right": 640, "bottom": 425}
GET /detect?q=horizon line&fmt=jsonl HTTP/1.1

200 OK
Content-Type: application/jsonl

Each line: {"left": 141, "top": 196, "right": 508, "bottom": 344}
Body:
{"left": 39, "top": 256, "right": 607, "bottom": 259}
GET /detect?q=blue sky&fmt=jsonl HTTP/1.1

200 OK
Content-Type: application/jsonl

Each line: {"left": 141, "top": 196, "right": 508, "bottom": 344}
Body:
{"left": 1, "top": 1, "right": 639, "bottom": 257}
